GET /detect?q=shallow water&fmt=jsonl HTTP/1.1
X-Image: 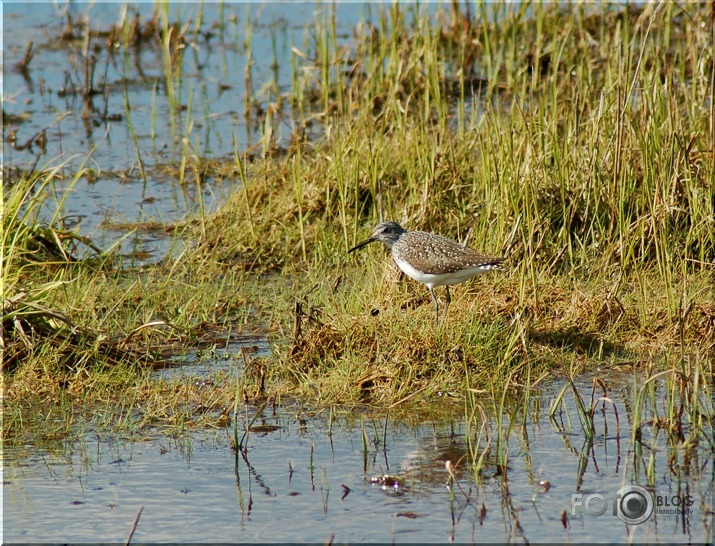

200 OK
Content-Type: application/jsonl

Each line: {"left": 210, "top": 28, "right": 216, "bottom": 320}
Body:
{"left": 155, "top": 334, "right": 272, "bottom": 381}
{"left": 3, "top": 1, "right": 374, "bottom": 260}
{"left": 4, "top": 375, "right": 712, "bottom": 543}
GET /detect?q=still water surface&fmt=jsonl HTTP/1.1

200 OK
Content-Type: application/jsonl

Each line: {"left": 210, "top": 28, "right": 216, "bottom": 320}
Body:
{"left": 3, "top": 1, "right": 376, "bottom": 259}
{"left": 4, "top": 374, "right": 712, "bottom": 543}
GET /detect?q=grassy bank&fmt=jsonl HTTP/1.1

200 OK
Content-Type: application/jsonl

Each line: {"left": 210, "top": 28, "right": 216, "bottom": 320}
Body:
{"left": 200, "top": 2, "right": 714, "bottom": 403}
{"left": 3, "top": 3, "right": 713, "bottom": 456}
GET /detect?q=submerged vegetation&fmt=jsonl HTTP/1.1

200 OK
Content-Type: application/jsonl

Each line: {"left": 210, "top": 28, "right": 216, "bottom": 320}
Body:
{"left": 3, "top": 1, "right": 714, "bottom": 476}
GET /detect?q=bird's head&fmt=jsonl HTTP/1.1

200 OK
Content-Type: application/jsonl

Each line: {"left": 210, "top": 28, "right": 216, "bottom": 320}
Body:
{"left": 348, "top": 221, "right": 407, "bottom": 252}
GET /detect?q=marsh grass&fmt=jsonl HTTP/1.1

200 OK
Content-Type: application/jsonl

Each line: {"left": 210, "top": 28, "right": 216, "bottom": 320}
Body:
{"left": 3, "top": 3, "right": 713, "bottom": 469}
{"left": 2, "top": 164, "right": 268, "bottom": 444}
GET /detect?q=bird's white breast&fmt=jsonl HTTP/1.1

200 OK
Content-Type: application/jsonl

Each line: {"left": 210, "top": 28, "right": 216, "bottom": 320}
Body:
{"left": 394, "top": 256, "right": 492, "bottom": 288}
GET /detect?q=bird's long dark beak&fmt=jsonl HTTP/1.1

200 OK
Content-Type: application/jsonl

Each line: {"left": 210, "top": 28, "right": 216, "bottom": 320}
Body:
{"left": 348, "top": 237, "right": 375, "bottom": 253}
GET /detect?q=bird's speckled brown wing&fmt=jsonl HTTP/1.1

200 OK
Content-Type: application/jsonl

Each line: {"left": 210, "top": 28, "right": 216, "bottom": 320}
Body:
{"left": 393, "top": 230, "right": 504, "bottom": 275}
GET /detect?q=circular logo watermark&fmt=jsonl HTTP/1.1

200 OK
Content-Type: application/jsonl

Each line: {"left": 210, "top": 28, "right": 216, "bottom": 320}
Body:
{"left": 615, "top": 485, "right": 654, "bottom": 524}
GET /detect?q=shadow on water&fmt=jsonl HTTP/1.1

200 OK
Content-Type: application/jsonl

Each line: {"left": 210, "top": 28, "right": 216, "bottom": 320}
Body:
{"left": 529, "top": 328, "right": 634, "bottom": 361}
{"left": 4, "top": 375, "right": 712, "bottom": 543}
